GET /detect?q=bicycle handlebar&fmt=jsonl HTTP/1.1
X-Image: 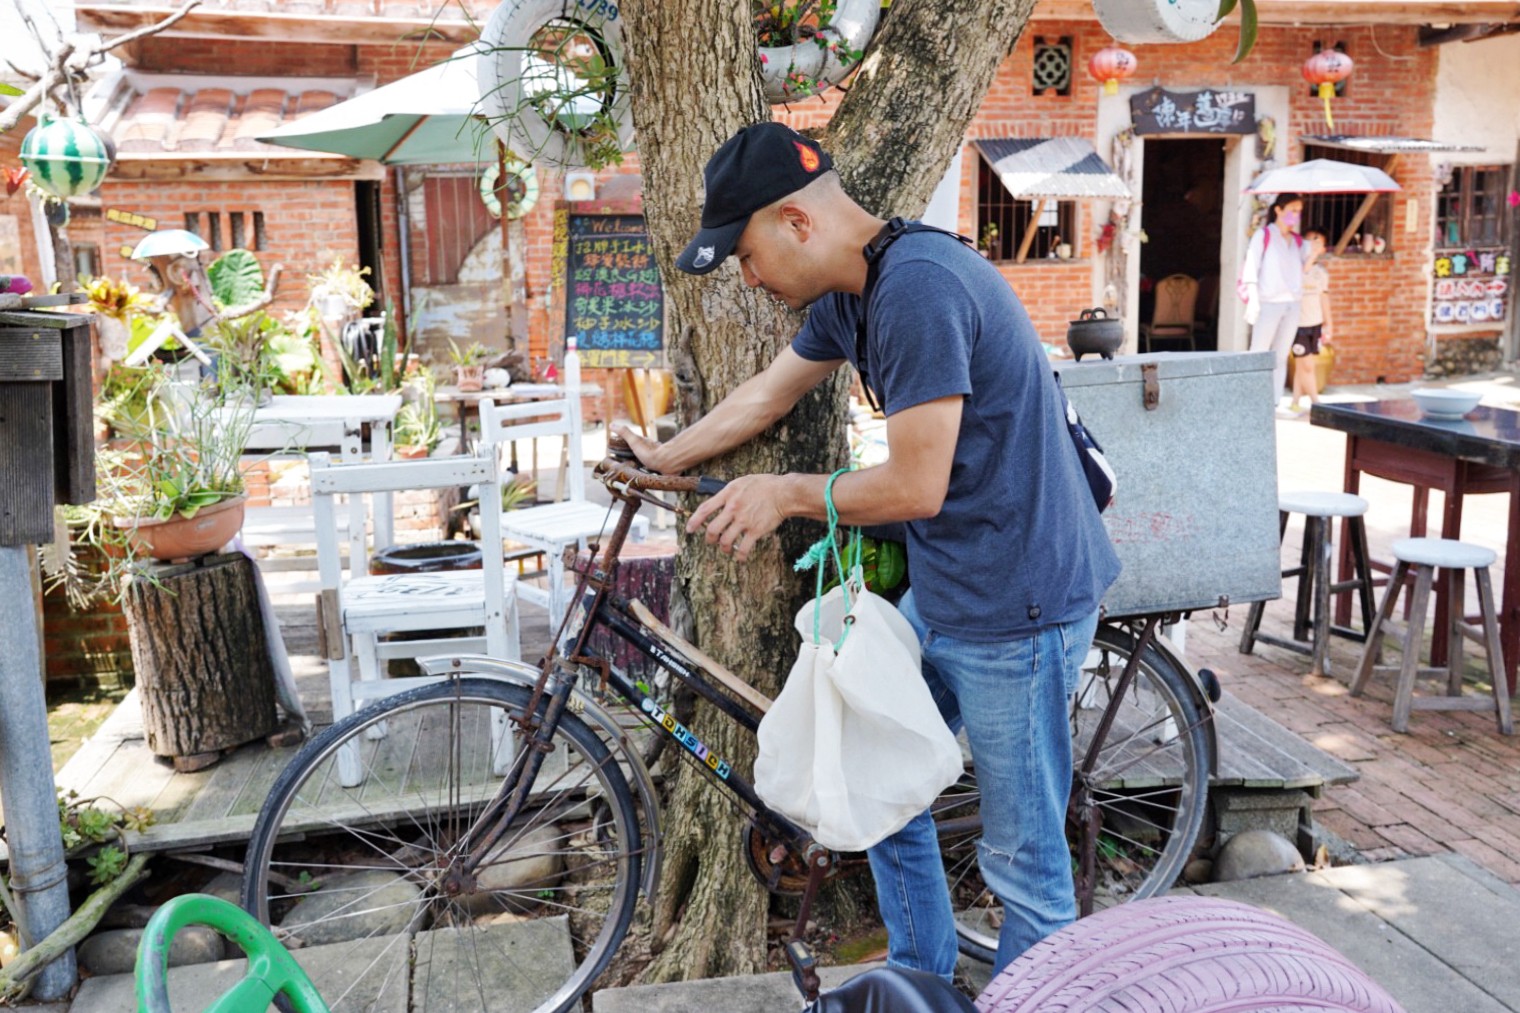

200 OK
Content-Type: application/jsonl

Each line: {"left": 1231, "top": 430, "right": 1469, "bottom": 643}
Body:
{"left": 596, "top": 434, "right": 729, "bottom": 497}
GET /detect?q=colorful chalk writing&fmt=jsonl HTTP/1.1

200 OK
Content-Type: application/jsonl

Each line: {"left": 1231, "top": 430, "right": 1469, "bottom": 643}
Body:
{"left": 1432, "top": 246, "right": 1511, "bottom": 326}
{"left": 563, "top": 214, "right": 665, "bottom": 369}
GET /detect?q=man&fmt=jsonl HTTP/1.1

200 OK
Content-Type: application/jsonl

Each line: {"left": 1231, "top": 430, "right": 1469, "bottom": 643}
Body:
{"left": 621, "top": 122, "right": 1120, "bottom": 976}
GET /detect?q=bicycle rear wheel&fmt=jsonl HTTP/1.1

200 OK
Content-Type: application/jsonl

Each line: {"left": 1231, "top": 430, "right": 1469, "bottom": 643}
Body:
{"left": 241, "top": 678, "right": 642, "bottom": 1013}
{"left": 938, "top": 624, "right": 1211, "bottom": 962}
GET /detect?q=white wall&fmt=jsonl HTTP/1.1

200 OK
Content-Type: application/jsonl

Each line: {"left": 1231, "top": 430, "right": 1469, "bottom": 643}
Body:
{"left": 1432, "top": 33, "right": 1520, "bottom": 166}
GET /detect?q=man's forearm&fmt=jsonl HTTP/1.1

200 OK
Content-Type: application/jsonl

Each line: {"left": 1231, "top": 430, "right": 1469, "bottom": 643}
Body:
{"left": 654, "top": 372, "right": 793, "bottom": 473}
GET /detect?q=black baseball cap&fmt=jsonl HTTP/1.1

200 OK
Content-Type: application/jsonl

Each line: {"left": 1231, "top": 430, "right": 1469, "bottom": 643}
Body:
{"left": 675, "top": 122, "right": 834, "bottom": 275}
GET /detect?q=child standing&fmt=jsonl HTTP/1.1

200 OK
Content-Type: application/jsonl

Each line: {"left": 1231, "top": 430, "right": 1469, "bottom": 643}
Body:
{"left": 1290, "top": 229, "right": 1333, "bottom": 411}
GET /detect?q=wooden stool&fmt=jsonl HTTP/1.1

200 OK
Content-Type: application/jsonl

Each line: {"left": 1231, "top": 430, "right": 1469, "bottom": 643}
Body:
{"left": 1240, "top": 491, "right": 1376, "bottom": 678}
{"left": 1350, "top": 537, "right": 1513, "bottom": 734}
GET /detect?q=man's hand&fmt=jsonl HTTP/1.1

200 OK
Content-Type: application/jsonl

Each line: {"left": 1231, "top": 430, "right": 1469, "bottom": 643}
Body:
{"left": 615, "top": 425, "right": 675, "bottom": 474}
{"left": 687, "top": 474, "right": 792, "bottom": 562}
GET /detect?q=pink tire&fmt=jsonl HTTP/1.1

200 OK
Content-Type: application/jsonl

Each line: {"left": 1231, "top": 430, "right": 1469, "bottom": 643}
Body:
{"left": 975, "top": 895, "right": 1405, "bottom": 1012}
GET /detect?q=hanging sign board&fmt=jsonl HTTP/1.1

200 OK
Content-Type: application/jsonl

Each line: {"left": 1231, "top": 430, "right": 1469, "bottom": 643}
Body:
{"left": 1432, "top": 247, "right": 1511, "bottom": 326}
{"left": 561, "top": 213, "right": 665, "bottom": 369}
{"left": 1130, "top": 87, "right": 1255, "bottom": 135}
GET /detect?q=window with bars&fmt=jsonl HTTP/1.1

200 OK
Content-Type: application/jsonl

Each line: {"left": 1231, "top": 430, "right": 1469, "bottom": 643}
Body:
{"left": 1301, "top": 143, "right": 1391, "bottom": 253}
{"left": 1436, "top": 165, "right": 1509, "bottom": 250}
{"left": 182, "top": 211, "right": 267, "bottom": 252}
{"left": 976, "top": 157, "right": 1075, "bottom": 262}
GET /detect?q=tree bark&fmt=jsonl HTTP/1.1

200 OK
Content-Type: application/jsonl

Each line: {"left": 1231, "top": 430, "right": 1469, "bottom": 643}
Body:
{"left": 123, "top": 553, "right": 278, "bottom": 764}
{"left": 620, "top": 0, "right": 1035, "bottom": 982}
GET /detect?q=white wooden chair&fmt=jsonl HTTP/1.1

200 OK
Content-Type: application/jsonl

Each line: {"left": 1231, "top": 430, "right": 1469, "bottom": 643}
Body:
{"left": 310, "top": 445, "right": 520, "bottom": 784}
{"left": 480, "top": 396, "right": 648, "bottom": 630}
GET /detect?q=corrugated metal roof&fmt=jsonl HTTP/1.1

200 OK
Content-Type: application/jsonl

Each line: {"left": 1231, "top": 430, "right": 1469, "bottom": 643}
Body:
{"left": 973, "top": 138, "right": 1131, "bottom": 200}
{"left": 1302, "top": 135, "right": 1484, "bottom": 154}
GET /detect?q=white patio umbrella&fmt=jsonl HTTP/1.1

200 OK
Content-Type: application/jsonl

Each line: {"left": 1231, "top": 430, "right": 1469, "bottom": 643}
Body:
{"left": 257, "top": 44, "right": 494, "bottom": 164}
{"left": 1245, "top": 158, "right": 1401, "bottom": 195}
{"left": 1246, "top": 158, "right": 1402, "bottom": 254}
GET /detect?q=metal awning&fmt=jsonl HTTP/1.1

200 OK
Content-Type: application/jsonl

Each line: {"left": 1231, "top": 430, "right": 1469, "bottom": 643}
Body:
{"left": 973, "top": 138, "right": 1131, "bottom": 200}
{"left": 1302, "top": 135, "right": 1483, "bottom": 154}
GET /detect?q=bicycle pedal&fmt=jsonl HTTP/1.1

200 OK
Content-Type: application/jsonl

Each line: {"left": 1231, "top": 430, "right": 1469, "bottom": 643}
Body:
{"left": 785, "top": 939, "right": 820, "bottom": 1001}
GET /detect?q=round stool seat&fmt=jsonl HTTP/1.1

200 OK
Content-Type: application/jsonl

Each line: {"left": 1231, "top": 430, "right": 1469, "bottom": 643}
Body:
{"left": 1391, "top": 536, "right": 1496, "bottom": 570}
{"left": 1278, "top": 490, "right": 1370, "bottom": 519}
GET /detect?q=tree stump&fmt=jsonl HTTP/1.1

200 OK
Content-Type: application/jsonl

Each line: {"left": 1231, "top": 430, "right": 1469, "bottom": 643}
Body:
{"left": 575, "top": 542, "right": 676, "bottom": 683}
{"left": 123, "top": 552, "right": 278, "bottom": 770}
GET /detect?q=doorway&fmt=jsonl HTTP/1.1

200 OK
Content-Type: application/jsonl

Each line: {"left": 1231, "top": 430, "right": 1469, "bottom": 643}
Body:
{"left": 1139, "top": 138, "right": 1226, "bottom": 351}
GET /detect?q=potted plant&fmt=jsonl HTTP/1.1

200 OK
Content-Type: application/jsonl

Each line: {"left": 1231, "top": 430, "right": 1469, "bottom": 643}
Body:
{"left": 448, "top": 339, "right": 493, "bottom": 392}
{"left": 979, "top": 223, "right": 1000, "bottom": 260}
{"left": 82, "top": 274, "right": 156, "bottom": 365}
{"left": 50, "top": 366, "right": 255, "bottom": 604}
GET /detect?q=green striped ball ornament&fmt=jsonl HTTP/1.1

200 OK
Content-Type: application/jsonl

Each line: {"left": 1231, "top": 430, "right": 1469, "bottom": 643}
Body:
{"left": 20, "top": 116, "right": 114, "bottom": 199}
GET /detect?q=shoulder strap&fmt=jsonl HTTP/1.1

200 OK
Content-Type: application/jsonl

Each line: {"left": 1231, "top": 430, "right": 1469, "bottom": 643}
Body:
{"left": 855, "top": 218, "right": 974, "bottom": 412}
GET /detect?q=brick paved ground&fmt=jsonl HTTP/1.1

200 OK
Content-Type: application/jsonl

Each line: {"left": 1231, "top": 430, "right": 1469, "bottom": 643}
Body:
{"left": 1184, "top": 385, "right": 1520, "bottom": 886}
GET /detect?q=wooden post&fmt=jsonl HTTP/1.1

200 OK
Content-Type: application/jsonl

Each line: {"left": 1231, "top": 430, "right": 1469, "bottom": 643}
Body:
{"left": 123, "top": 552, "right": 278, "bottom": 770}
{"left": 1016, "top": 198, "right": 1047, "bottom": 263}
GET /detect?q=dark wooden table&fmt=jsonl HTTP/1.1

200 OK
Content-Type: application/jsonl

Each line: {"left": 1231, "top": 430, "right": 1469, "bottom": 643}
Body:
{"left": 1310, "top": 399, "right": 1520, "bottom": 690}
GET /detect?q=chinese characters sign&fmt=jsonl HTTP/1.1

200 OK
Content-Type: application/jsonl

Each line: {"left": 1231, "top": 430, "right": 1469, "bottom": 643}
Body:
{"left": 1130, "top": 88, "right": 1255, "bottom": 135}
{"left": 562, "top": 213, "right": 665, "bottom": 369}
{"left": 1432, "top": 248, "right": 1510, "bottom": 326}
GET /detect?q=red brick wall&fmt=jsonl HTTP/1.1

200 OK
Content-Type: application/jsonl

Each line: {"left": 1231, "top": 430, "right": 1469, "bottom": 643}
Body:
{"left": 94, "top": 179, "right": 361, "bottom": 320}
{"left": 0, "top": 126, "right": 49, "bottom": 286}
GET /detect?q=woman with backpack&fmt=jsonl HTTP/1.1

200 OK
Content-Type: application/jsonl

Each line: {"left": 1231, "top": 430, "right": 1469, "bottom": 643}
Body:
{"left": 1240, "top": 192, "right": 1311, "bottom": 412}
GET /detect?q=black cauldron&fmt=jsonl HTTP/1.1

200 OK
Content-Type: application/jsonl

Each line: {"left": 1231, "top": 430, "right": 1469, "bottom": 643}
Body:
{"left": 1066, "top": 307, "right": 1123, "bottom": 361}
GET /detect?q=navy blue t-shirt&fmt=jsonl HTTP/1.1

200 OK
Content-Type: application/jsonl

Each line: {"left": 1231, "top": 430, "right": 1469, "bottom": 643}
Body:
{"left": 792, "top": 228, "right": 1120, "bottom": 641}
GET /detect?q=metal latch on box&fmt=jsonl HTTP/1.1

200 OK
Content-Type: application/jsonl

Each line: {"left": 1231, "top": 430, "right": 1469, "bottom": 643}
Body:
{"left": 1141, "top": 363, "right": 1161, "bottom": 411}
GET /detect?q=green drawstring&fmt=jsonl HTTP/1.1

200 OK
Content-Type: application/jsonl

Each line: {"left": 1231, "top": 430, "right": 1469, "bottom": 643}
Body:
{"left": 794, "top": 468, "right": 861, "bottom": 649}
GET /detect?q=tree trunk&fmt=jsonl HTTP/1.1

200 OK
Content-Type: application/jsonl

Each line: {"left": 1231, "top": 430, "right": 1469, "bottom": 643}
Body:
{"left": 621, "top": 0, "right": 1035, "bottom": 982}
{"left": 123, "top": 552, "right": 278, "bottom": 767}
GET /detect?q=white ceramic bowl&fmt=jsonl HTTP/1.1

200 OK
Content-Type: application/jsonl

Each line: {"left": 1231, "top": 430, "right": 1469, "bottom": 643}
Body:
{"left": 1410, "top": 387, "right": 1481, "bottom": 419}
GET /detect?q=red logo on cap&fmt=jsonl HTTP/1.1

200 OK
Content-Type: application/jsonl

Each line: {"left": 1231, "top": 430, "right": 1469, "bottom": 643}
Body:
{"left": 795, "top": 142, "right": 820, "bottom": 173}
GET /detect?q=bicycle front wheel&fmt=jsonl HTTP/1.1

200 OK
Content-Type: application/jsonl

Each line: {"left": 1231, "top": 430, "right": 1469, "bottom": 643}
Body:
{"left": 939, "top": 623, "right": 1211, "bottom": 962}
{"left": 242, "top": 678, "right": 642, "bottom": 1013}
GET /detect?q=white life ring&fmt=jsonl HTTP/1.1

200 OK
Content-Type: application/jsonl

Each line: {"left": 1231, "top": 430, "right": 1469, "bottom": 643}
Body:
{"left": 759, "top": 0, "right": 879, "bottom": 104}
{"left": 477, "top": 0, "right": 634, "bottom": 168}
{"left": 480, "top": 158, "right": 541, "bottom": 219}
{"left": 1092, "top": 0, "right": 1221, "bottom": 44}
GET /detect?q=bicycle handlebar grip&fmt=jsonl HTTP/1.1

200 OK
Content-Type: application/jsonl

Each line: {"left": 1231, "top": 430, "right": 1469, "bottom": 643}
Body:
{"left": 695, "top": 477, "right": 728, "bottom": 496}
{"left": 606, "top": 432, "right": 637, "bottom": 462}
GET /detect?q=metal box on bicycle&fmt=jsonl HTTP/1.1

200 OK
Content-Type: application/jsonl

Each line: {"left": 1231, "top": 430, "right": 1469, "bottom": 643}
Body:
{"left": 1057, "top": 350, "right": 1282, "bottom": 619}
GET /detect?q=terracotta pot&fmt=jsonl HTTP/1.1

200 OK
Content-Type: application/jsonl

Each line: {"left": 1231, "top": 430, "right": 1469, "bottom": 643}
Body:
{"left": 455, "top": 364, "right": 485, "bottom": 392}
{"left": 117, "top": 495, "right": 247, "bottom": 563}
{"left": 395, "top": 443, "right": 431, "bottom": 459}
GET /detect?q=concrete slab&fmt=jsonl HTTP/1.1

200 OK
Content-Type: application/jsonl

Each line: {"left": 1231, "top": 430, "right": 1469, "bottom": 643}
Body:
{"left": 1312, "top": 856, "right": 1520, "bottom": 1010}
{"left": 1188, "top": 873, "right": 1509, "bottom": 1013}
{"left": 413, "top": 916, "right": 576, "bottom": 1013}
{"left": 70, "top": 933, "right": 407, "bottom": 1012}
{"left": 593, "top": 961, "right": 882, "bottom": 1013}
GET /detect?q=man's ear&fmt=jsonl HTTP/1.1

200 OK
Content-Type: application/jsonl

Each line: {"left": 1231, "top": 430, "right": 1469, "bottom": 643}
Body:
{"left": 777, "top": 202, "right": 812, "bottom": 239}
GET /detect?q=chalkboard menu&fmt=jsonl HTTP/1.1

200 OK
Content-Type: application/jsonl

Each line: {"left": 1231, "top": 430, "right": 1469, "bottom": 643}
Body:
{"left": 561, "top": 213, "right": 665, "bottom": 368}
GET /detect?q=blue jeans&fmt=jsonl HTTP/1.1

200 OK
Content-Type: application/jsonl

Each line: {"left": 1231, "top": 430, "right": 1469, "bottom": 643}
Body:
{"left": 866, "top": 591, "right": 1100, "bottom": 977}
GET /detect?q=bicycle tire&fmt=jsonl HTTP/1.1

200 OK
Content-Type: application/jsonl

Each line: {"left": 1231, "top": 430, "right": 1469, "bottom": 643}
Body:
{"left": 975, "top": 895, "right": 1404, "bottom": 1012}
{"left": 938, "top": 624, "right": 1212, "bottom": 962}
{"left": 241, "top": 678, "right": 642, "bottom": 1013}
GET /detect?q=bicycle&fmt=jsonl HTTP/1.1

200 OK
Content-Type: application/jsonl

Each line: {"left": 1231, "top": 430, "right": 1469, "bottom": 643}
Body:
{"left": 240, "top": 440, "right": 1217, "bottom": 1011}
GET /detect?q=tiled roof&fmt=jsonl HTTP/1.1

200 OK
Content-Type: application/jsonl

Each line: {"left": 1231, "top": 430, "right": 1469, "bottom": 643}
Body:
{"left": 109, "top": 80, "right": 350, "bottom": 157}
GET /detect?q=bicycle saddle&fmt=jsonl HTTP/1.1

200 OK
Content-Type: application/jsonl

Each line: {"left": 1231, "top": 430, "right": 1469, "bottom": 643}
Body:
{"left": 805, "top": 967, "right": 977, "bottom": 1013}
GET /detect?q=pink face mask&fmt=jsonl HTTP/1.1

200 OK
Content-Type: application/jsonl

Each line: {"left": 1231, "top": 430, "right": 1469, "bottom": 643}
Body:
{"left": 1279, "top": 209, "right": 1301, "bottom": 229}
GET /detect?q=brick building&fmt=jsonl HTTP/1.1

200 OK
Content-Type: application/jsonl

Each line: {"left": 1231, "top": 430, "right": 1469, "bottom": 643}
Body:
{"left": 56, "top": 0, "right": 1520, "bottom": 387}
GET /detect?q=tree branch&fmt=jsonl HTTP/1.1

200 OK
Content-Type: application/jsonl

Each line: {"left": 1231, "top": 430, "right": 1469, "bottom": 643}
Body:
{"left": 0, "top": 0, "right": 202, "bottom": 135}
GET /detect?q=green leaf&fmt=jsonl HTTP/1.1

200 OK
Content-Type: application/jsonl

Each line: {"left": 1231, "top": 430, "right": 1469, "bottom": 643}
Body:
{"left": 0, "top": 83, "right": 23, "bottom": 97}
{"left": 1215, "top": 0, "right": 1238, "bottom": 19}
{"left": 206, "top": 249, "right": 265, "bottom": 307}
{"left": 1231, "top": 0, "right": 1259, "bottom": 63}
{"left": 875, "top": 540, "right": 907, "bottom": 591}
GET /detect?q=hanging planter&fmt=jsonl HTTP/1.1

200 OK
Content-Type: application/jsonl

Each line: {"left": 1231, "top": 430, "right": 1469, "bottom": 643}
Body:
{"left": 1092, "top": 0, "right": 1221, "bottom": 44}
{"left": 757, "top": 0, "right": 880, "bottom": 103}
{"left": 1303, "top": 49, "right": 1354, "bottom": 129}
{"left": 20, "top": 115, "right": 115, "bottom": 199}
{"left": 1089, "top": 45, "right": 1137, "bottom": 96}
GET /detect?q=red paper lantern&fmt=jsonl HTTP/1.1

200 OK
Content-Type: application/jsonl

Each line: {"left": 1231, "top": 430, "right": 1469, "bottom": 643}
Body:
{"left": 1089, "top": 45, "right": 1137, "bottom": 96}
{"left": 1303, "top": 48, "right": 1354, "bottom": 128}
